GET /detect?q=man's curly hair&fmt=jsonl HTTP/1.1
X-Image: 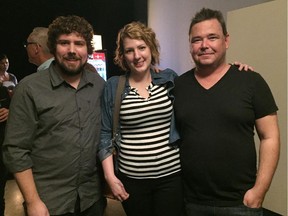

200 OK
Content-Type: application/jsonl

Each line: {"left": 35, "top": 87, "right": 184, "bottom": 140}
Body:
{"left": 47, "top": 15, "right": 94, "bottom": 55}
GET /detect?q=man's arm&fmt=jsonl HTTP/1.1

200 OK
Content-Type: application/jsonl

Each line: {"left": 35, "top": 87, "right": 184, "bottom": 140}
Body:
{"left": 243, "top": 113, "right": 280, "bottom": 208}
{"left": 14, "top": 169, "right": 49, "bottom": 216}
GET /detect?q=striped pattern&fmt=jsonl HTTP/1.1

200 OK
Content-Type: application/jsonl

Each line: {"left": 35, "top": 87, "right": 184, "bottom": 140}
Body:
{"left": 118, "top": 83, "right": 181, "bottom": 179}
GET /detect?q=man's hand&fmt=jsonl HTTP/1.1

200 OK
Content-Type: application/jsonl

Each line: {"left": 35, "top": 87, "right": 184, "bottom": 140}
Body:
{"left": 153, "top": 66, "right": 161, "bottom": 73}
{"left": 243, "top": 187, "right": 265, "bottom": 209}
{"left": 233, "top": 61, "right": 254, "bottom": 71}
{"left": 26, "top": 199, "right": 50, "bottom": 216}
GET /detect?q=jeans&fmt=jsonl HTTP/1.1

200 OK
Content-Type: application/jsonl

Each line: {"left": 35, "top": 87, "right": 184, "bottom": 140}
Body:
{"left": 185, "top": 202, "right": 263, "bottom": 216}
{"left": 119, "top": 172, "right": 184, "bottom": 216}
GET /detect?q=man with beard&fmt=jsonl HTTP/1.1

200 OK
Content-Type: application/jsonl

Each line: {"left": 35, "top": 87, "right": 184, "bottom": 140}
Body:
{"left": 2, "top": 15, "right": 106, "bottom": 216}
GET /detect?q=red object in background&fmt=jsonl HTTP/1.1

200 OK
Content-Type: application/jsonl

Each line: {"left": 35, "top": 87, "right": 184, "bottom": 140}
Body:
{"left": 88, "top": 50, "right": 107, "bottom": 81}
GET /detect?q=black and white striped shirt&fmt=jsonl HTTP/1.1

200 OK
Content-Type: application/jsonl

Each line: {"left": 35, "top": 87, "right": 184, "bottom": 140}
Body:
{"left": 119, "top": 83, "right": 181, "bottom": 179}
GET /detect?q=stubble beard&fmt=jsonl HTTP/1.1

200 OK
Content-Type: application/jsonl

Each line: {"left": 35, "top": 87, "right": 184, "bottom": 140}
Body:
{"left": 56, "top": 58, "right": 86, "bottom": 77}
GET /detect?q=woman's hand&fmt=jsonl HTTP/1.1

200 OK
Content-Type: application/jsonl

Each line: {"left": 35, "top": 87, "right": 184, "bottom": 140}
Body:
{"left": 0, "top": 108, "right": 9, "bottom": 122}
{"left": 107, "top": 176, "right": 129, "bottom": 202}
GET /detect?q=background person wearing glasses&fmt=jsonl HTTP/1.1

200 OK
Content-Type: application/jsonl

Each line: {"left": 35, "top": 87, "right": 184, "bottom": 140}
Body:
{"left": 0, "top": 53, "right": 17, "bottom": 216}
{"left": 24, "top": 27, "right": 54, "bottom": 71}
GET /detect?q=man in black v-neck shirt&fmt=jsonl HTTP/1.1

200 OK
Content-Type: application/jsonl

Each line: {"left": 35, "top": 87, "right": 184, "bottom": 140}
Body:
{"left": 173, "top": 8, "right": 280, "bottom": 216}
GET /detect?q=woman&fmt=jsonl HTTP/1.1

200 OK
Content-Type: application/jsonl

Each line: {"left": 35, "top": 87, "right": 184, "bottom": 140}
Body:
{"left": 0, "top": 53, "right": 17, "bottom": 216}
{"left": 98, "top": 22, "right": 183, "bottom": 216}
{"left": 0, "top": 54, "right": 17, "bottom": 98}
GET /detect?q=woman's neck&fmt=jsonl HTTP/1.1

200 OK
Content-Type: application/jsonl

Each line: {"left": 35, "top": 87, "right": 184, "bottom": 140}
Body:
{"left": 129, "top": 70, "right": 152, "bottom": 99}
{"left": 129, "top": 70, "right": 151, "bottom": 86}
{"left": 0, "top": 71, "right": 9, "bottom": 82}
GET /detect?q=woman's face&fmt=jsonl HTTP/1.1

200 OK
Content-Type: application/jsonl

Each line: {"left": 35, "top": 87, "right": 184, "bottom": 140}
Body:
{"left": 123, "top": 38, "right": 152, "bottom": 75}
{"left": 0, "top": 58, "right": 9, "bottom": 73}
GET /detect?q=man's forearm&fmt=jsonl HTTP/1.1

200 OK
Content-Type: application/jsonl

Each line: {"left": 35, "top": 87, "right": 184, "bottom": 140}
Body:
{"left": 14, "top": 168, "right": 41, "bottom": 204}
{"left": 254, "top": 138, "right": 280, "bottom": 196}
{"left": 254, "top": 114, "right": 280, "bottom": 196}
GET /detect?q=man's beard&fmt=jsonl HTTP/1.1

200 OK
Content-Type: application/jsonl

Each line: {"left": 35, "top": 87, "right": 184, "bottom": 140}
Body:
{"left": 56, "top": 56, "right": 86, "bottom": 77}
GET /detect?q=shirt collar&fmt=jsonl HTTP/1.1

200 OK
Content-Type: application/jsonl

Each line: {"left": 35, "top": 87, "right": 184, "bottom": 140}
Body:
{"left": 49, "top": 62, "right": 93, "bottom": 89}
{"left": 37, "top": 58, "right": 54, "bottom": 72}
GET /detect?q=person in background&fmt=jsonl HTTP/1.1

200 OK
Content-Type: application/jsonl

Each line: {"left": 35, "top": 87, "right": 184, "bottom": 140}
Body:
{"left": 173, "top": 8, "right": 280, "bottom": 216}
{"left": 0, "top": 53, "right": 17, "bottom": 216}
{"left": 98, "top": 21, "right": 184, "bottom": 216}
{"left": 0, "top": 54, "right": 17, "bottom": 97}
{"left": 2, "top": 15, "right": 106, "bottom": 216}
{"left": 24, "top": 27, "right": 54, "bottom": 71}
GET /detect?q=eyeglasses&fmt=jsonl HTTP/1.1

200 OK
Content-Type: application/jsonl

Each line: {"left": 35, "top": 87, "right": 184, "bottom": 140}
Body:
{"left": 23, "top": 41, "right": 39, "bottom": 48}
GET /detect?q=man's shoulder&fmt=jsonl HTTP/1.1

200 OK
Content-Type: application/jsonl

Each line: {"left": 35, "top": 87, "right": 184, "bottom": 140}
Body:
{"left": 228, "top": 65, "right": 261, "bottom": 79}
{"left": 176, "top": 68, "right": 194, "bottom": 82}
{"left": 19, "top": 70, "right": 49, "bottom": 86}
{"left": 85, "top": 70, "right": 106, "bottom": 86}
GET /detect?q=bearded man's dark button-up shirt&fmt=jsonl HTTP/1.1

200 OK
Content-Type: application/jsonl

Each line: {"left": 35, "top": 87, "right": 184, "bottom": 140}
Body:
{"left": 3, "top": 62, "right": 105, "bottom": 215}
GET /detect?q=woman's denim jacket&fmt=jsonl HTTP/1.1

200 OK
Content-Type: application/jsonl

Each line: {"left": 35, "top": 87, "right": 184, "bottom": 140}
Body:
{"left": 97, "top": 68, "right": 180, "bottom": 162}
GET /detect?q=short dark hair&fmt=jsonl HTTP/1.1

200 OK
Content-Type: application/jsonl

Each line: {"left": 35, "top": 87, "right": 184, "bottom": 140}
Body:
{"left": 47, "top": 15, "right": 94, "bottom": 55}
{"left": 188, "top": 8, "right": 228, "bottom": 36}
{"left": 0, "top": 53, "right": 8, "bottom": 61}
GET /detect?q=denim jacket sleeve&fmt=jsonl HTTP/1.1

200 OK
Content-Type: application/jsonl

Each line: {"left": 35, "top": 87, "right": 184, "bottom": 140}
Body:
{"left": 97, "top": 75, "right": 129, "bottom": 161}
{"left": 151, "top": 68, "right": 180, "bottom": 145}
{"left": 98, "top": 76, "right": 116, "bottom": 161}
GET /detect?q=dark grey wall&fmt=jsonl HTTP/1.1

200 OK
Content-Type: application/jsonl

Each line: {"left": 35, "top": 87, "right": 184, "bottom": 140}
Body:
{"left": 0, "top": 0, "right": 147, "bottom": 80}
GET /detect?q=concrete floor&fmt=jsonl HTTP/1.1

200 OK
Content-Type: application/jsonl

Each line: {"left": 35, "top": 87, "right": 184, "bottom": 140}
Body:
{"left": 4, "top": 180, "right": 126, "bottom": 216}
